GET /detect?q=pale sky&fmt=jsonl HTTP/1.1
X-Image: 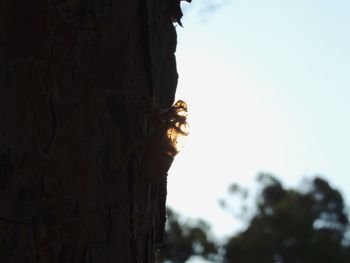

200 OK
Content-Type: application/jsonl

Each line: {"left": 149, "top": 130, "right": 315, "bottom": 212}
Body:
{"left": 167, "top": 0, "right": 350, "bottom": 244}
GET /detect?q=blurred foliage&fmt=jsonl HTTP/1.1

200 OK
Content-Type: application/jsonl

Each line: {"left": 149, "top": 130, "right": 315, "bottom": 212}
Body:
{"left": 224, "top": 174, "right": 350, "bottom": 263}
{"left": 156, "top": 208, "right": 218, "bottom": 263}
{"left": 158, "top": 174, "right": 350, "bottom": 263}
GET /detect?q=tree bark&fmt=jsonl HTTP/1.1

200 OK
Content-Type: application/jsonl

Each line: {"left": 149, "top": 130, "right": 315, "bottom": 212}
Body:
{"left": 0, "top": 0, "right": 180, "bottom": 262}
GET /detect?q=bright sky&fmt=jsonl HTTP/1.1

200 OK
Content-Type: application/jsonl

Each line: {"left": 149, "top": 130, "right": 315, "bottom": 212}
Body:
{"left": 167, "top": 0, "right": 350, "bottom": 242}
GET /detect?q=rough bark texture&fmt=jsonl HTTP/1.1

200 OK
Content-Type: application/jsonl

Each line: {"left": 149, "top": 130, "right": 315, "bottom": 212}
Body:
{"left": 0, "top": 0, "right": 179, "bottom": 262}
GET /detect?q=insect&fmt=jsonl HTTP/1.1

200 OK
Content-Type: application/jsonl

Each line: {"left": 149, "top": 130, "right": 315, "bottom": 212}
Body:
{"left": 164, "top": 100, "right": 189, "bottom": 157}
{"left": 139, "top": 99, "right": 189, "bottom": 181}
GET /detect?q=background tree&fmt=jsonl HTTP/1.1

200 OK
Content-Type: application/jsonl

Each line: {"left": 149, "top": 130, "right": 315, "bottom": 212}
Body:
{"left": 157, "top": 175, "right": 350, "bottom": 263}
{"left": 224, "top": 174, "right": 350, "bottom": 263}
{"left": 0, "top": 0, "right": 188, "bottom": 262}
{"left": 156, "top": 208, "right": 217, "bottom": 263}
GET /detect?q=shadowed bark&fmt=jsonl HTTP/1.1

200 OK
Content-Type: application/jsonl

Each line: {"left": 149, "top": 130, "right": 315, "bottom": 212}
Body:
{"left": 0, "top": 0, "right": 182, "bottom": 262}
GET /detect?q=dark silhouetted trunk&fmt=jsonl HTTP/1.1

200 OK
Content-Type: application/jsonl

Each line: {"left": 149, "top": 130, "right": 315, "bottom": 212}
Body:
{"left": 0, "top": 0, "right": 180, "bottom": 262}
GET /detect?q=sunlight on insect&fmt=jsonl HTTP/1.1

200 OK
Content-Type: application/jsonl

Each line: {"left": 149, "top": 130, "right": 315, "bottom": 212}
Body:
{"left": 166, "top": 100, "right": 189, "bottom": 154}
{"left": 174, "top": 101, "right": 188, "bottom": 117}
{"left": 167, "top": 123, "right": 189, "bottom": 152}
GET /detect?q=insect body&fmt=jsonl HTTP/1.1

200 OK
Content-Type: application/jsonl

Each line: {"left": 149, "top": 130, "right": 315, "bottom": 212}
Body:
{"left": 164, "top": 100, "right": 189, "bottom": 156}
{"left": 140, "top": 100, "right": 189, "bottom": 181}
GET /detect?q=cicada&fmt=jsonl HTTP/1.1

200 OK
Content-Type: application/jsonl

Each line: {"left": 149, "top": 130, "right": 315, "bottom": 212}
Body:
{"left": 164, "top": 100, "right": 189, "bottom": 157}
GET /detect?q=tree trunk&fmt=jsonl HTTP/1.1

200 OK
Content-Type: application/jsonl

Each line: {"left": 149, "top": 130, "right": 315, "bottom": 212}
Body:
{"left": 0, "top": 0, "right": 180, "bottom": 262}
